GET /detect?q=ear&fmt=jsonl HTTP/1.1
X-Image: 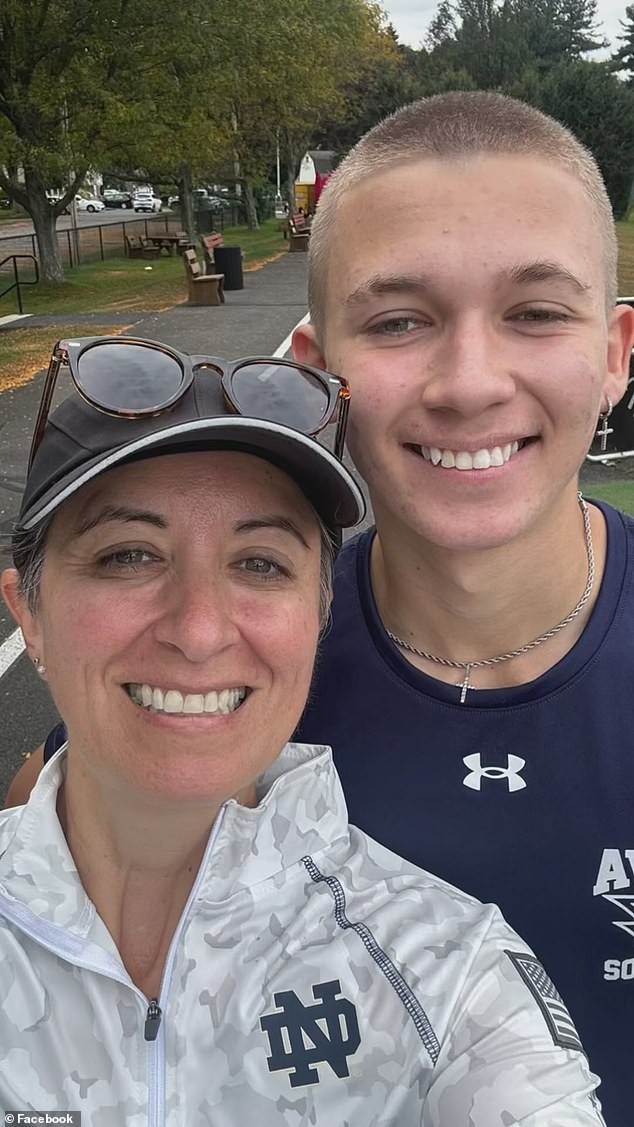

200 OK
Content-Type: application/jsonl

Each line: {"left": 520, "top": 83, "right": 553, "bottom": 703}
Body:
{"left": 292, "top": 322, "right": 327, "bottom": 369}
{"left": 605, "top": 303, "right": 634, "bottom": 406}
{"left": 1, "top": 567, "right": 44, "bottom": 662}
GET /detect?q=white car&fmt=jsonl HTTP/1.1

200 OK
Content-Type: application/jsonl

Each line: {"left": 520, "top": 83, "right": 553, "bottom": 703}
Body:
{"left": 133, "top": 191, "right": 161, "bottom": 213}
{"left": 75, "top": 195, "right": 105, "bottom": 213}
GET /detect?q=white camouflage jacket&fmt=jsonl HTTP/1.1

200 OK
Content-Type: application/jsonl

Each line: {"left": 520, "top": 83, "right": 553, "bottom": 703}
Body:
{"left": 0, "top": 744, "right": 604, "bottom": 1126}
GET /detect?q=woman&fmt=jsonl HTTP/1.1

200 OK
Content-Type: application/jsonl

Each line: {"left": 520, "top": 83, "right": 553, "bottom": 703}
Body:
{"left": 0, "top": 337, "right": 604, "bottom": 1123}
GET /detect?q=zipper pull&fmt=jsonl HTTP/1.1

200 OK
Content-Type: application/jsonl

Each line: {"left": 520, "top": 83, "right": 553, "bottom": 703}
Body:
{"left": 144, "top": 998, "right": 162, "bottom": 1041}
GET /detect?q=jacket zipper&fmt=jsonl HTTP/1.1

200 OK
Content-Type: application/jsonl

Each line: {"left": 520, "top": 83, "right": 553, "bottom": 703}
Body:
{"left": 143, "top": 804, "right": 228, "bottom": 1127}
{"left": 145, "top": 998, "right": 162, "bottom": 1041}
{"left": 0, "top": 804, "right": 227, "bottom": 1127}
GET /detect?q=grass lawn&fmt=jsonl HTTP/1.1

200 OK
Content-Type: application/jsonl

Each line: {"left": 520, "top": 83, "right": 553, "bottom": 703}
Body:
{"left": 582, "top": 480, "right": 634, "bottom": 515}
{"left": 616, "top": 218, "right": 634, "bottom": 296}
{"left": 0, "top": 219, "right": 288, "bottom": 389}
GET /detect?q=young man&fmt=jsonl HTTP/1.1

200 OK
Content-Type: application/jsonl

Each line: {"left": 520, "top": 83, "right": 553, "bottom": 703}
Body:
{"left": 9, "top": 93, "right": 634, "bottom": 1123}
{"left": 291, "top": 93, "right": 634, "bottom": 1126}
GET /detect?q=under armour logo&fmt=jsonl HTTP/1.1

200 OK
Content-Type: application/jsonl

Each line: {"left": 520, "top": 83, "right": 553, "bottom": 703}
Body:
{"left": 260, "top": 978, "right": 361, "bottom": 1087}
{"left": 463, "top": 753, "right": 527, "bottom": 792}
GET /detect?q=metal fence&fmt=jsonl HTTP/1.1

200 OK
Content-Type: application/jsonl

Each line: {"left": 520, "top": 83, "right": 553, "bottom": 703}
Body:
{"left": 0, "top": 214, "right": 185, "bottom": 273}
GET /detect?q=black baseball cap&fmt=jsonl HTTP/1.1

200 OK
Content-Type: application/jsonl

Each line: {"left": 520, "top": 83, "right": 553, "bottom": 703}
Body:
{"left": 17, "top": 369, "right": 365, "bottom": 534}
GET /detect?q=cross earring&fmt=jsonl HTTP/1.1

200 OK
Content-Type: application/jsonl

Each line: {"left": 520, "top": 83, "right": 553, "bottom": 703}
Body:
{"left": 596, "top": 397, "right": 613, "bottom": 453}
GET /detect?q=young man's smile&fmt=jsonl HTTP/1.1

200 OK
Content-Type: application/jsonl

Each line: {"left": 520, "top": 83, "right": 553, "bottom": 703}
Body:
{"left": 297, "top": 152, "right": 632, "bottom": 553}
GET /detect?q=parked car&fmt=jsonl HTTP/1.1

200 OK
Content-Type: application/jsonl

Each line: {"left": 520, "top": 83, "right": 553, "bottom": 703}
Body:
{"left": 103, "top": 189, "right": 133, "bottom": 209}
{"left": 133, "top": 190, "right": 161, "bottom": 213}
{"left": 75, "top": 195, "right": 105, "bottom": 213}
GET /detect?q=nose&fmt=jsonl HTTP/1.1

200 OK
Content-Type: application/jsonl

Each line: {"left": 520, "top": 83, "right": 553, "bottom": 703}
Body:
{"left": 153, "top": 568, "right": 241, "bottom": 663}
{"left": 421, "top": 313, "right": 516, "bottom": 419}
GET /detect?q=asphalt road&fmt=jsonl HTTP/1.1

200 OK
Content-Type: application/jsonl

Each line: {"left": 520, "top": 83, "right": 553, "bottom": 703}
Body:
{"left": 0, "top": 251, "right": 372, "bottom": 804}
{"left": 0, "top": 206, "right": 171, "bottom": 239}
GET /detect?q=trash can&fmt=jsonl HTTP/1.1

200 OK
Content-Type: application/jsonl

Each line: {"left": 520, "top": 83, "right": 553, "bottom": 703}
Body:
{"left": 213, "top": 244, "right": 243, "bottom": 290}
{"left": 195, "top": 206, "right": 215, "bottom": 235}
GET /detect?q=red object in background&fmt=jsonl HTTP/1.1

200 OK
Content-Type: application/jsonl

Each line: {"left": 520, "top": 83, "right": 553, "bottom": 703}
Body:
{"left": 314, "top": 171, "right": 333, "bottom": 206}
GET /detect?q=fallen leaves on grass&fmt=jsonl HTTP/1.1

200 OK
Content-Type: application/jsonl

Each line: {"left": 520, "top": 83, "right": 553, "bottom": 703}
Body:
{"left": 0, "top": 324, "right": 131, "bottom": 392}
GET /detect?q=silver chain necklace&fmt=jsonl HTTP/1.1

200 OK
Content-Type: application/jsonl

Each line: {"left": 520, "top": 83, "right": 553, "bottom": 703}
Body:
{"left": 386, "top": 493, "right": 595, "bottom": 704}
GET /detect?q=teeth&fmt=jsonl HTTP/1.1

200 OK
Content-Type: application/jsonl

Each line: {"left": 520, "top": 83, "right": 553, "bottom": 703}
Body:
{"left": 127, "top": 684, "right": 246, "bottom": 715}
{"left": 204, "top": 690, "right": 218, "bottom": 713}
{"left": 419, "top": 440, "right": 523, "bottom": 471}
{"left": 164, "top": 690, "right": 183, "bottom": 713}
{"left": 455, "top": 451, "right": 474, "bottom": 470}
{"left": 183, "top": 694, "right": 204, "bottom": 714}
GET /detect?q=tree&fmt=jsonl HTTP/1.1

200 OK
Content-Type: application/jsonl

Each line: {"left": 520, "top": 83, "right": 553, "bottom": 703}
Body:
{"left": 0, "top": 0, "right": 208, "bottom": 281}
{"left": 612, "top": 3, "right": 634, "bottom": 83}
{"left": 423, "top": 0, "right": 607, "bottom": 88}
{"left": 511, "top": 59, "right": 634, "bottom": 218}
{"left": 201, "top": 0, "right": 396, "bottom": 228}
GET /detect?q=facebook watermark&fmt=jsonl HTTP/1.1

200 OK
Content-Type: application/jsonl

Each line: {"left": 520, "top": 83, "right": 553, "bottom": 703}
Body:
{"left": 5, "top": 1116, "right": 81, "bottom": 1125}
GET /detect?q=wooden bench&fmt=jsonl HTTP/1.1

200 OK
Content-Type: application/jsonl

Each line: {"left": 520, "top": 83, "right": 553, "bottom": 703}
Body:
{"left": 125, "top": 234, "right": 161, "bottom": 260}
{"left": 176, "top": 231, "right": 196, "bottom": 253}
{"left": 287, "top": 213, "right": 310, "bottom": 253}
{"left": 182, "top": 249, "right": 224, "bottom": 305}
{"left": 200, "top": 232, "right": 225, "bottom": 272}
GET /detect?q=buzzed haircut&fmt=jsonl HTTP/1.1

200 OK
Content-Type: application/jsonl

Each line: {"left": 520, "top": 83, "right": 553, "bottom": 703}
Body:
{"left": 308, "top": 90, "right": 617, "bottom": 339}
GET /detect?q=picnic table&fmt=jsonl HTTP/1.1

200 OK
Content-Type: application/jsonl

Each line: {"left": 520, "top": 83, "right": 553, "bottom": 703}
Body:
{"left": 145, "top": 232, "right": 194, "bottom": 255}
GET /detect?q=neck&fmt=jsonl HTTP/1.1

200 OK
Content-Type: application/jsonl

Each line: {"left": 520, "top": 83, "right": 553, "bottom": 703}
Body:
{"left": 371, "top": 489, "right": 606, "bottom": 690}
{"left": 59, "top": 760, "right": 238, "bottom": 996}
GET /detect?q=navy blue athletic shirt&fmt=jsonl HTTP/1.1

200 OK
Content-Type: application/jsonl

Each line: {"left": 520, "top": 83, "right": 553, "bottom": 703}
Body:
{"left": 44, "top": 500, "right": 632, "bottom": 1123}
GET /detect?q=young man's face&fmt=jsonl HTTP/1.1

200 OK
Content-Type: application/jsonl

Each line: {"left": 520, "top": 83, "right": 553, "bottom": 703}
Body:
{"left": 294, "top": 154, "right": 634, "bottom": 550}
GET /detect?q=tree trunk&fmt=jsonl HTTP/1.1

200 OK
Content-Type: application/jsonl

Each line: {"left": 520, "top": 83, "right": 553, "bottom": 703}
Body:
{"left": 24, "top": 167, "right": 65, "bottom": 283}
{"left": 179, "top": 165, "right": 195, "bottom": 240}
{"left": 242, "top": 180, "right": 259, "bottom": 230}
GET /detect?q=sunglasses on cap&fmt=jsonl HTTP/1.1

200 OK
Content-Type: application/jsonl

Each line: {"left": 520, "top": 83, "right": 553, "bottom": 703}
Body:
{"left": 29, "top": 336, "right": 350, "bottom": 472}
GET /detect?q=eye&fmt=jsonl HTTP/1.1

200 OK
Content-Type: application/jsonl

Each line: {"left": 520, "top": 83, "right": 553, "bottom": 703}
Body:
{"left": 512, "top": 307, "right": 572, "bottom": 324}
{"left": 97, "top": 547, "right": 160, "bottom": 572}
{"left": 368, "top": 315, "right": 427, "bottom": 336}
{"left": 237, "top": 556, "right": 290, "bottom": 580}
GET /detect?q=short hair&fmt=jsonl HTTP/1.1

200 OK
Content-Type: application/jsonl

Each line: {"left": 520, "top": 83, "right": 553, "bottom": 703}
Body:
{"left": 308, "top": 91, "right": 617, "bottom": 338}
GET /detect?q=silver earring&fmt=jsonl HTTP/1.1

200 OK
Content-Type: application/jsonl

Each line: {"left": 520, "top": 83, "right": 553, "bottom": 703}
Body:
{"left": 596, "top": 396, "right": 613, "bottom": 453}
{"left": 32, "top": 656, "right": 46, "bottom": 676}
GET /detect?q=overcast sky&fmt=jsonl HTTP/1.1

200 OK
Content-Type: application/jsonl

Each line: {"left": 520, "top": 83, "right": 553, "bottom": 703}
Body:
{"left": 383, "top": 0, "right": 628, "bottom": 54}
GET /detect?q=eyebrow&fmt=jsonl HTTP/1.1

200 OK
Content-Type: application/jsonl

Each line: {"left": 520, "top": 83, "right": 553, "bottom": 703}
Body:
{"left": 344, "top": 261, "right": 591, "bottom": 305}
{"left": 73, "top": 504, "right": 168, "bottom": 538}
{"left": 233, "top": 515, "right": 311, "bottom": 550}
{"left": 507, "top": 261, "right": 590, "bottom": 293}
{"left": 345, "top": 274, "right": 431, "bottom": 305}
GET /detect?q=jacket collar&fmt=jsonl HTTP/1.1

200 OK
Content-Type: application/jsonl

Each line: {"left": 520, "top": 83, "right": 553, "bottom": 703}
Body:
{"left": 0, "top": 743, "right": 347, "bottom": 938}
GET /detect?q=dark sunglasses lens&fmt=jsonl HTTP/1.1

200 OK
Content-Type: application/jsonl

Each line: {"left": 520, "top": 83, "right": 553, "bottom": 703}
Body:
{"left": 231, "top": 362, "right": 330, "bottom": 432}
{"left": 76, "top": 343, "right": 185, "bottom": 413}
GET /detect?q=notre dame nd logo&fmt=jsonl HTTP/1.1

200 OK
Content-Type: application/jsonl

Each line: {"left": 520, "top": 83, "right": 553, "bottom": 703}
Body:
{"left": 260, "top": 979, "right": 361, "bottom": 1087}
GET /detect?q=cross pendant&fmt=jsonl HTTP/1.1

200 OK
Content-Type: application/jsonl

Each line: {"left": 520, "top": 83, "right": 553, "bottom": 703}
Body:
{"left": 597, "top": 414, "right": 613, "bottom": 453}
{"left": 458, "top": 664, "right": 473, "bottom": 704}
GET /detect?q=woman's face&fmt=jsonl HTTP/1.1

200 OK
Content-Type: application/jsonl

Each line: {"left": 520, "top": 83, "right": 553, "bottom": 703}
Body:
{"left": 10, "top": 451, "right": 324, "bottom": 805}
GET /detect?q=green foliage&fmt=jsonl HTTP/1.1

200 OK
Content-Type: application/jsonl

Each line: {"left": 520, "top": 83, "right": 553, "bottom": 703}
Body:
{"left": 612, "top": 3, "right": 634, "bottom": 84}
{"left": 424, "top": 0, "right": 606, "bottom": 87}
{"left": 514, "top": 59, "right": 634, "bottom": 219}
